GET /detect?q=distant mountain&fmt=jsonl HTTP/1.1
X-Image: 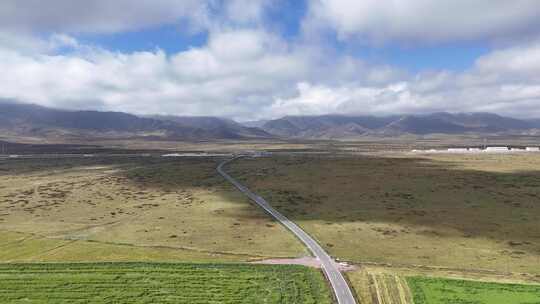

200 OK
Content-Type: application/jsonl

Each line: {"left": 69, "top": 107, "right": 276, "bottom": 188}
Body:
{"left": 260, "top": 113, "right": 540, "bottom": 139}
{"left": 241, "top": 119, "right": 270, "bottom": 128}
{"left": 151, "top": 115, "right": 271, "bottom": 139}
{"left": 527, "top": 119, "right": 540, "bottom": 129}
{"left": 0, "top": 102, "right": 270, "bottom": 141}
{"left": 2, "top": 101, "right": 538, "bottom": 141}
{"left": 262, "top": 115, "right": 396, "bottom": 138}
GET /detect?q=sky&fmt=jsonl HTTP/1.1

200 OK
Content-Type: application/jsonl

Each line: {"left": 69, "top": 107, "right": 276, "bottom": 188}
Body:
{"left": 1, "top": 0, "right": 540, "bottom": 121}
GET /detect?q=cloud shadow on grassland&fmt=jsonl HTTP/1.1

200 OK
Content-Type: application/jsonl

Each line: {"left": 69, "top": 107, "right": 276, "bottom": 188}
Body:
{"left": 225, "top": 155, "right": 540, "bottom": 255}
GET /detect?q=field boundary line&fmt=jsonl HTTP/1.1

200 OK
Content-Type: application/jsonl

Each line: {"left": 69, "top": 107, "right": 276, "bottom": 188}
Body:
{"left": 0, "top": 229, "right": 277, "bottom": 260}
{"left": 27, "top": 239, "right": 78, "bottom": 260}
{"left": 357, "top": 261, "right": 540, "bottom": 280}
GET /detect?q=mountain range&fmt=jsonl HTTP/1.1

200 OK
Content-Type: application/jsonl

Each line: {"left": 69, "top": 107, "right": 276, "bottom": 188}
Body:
{"left": 0, "top": 102, "right": 270, "bottom": 141}
{"left": 257, "top": 113, "right": 540, "bottom": 139}
{"left": 1, "top": 101, "right": 539, "bottom": 141}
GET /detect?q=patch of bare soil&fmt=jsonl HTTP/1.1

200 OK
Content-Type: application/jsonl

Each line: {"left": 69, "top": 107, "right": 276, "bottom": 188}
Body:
{"left": 253, "top": 257, "right": 322, "bottom": 268}
{"left": 253, "top": 256, "right": 358, "bottom": 271}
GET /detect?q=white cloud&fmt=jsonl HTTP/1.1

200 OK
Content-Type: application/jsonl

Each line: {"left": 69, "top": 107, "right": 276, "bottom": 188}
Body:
{"left": 1, "top": 2, "right": 540, "bottom": 120}
{"left": 224, "top": 0, "right": 271, "bottom": 25}
{"left": 0, "top": 0, "right": 209, "bottom": 34}
{"left": 474, "top": 43, "right": 540, "bottom": 81}
{"left": 307, "top": 0, "right": 540, "bottom": 44}
{"left": 267, "top": 41, "right": 540, "bottom": 119}
{"left": 2, "top": 32, "right": 540, "bottom": 120}
{"left": 267, "top": 81, "right": 437, "bottom": 118}
{"left": 0, "top": 30, "right": 312, "bottom": 119}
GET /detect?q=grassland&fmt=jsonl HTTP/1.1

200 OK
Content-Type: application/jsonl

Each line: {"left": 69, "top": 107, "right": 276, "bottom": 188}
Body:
{"left": 407, "top": 276, "right": 540, "bottom": 304}
{"left": 0, "top": 262, "right": 331, "bottom": 304}
{"left": 0, "top": 155, "right": 335, "bottom": 303}
{"left": 0, "top": 156, "right": 306, "bottom": 262}
{"left": 228, "top": 153, "right": 540, "bottom": 275}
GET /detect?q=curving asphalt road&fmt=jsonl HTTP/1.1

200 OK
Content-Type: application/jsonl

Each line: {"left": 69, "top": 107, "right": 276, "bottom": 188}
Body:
{"left": 217, "top": 157, "right": 357, "bottom": 304}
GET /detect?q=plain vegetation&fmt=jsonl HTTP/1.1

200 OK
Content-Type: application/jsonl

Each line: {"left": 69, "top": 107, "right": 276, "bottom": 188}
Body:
{"left": 4, "top": 143, "right": 540, "bottom": 303}
{"left": 347, "top": 264, "right": 540, "bottom": 304}
{"left": 229, "top": 153, "right": 540, "bottom": 274}
{"left": 0, "top": 156, "right": 329, "bottom": 303}
{"left": 229, "top": 153, "right": 540, "bottom": 301}
{"left": 407, "top": 276, "right": 540, "bottom": 304}
{"left": 347, "top": 269, "right": 413, "bottom": 304}
{"left": 0, "top": 262, "right": 331, "bottom": 304}
{"left": 0, "top": 157, "right": 305, "bottom": 262}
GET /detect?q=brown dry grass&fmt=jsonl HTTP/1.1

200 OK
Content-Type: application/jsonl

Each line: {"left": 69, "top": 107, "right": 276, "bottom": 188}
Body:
{"left": 0, "top": 156, "right": 306, "bottom": 262}
{"left": 229, "top": 153, "right": 540, "bottom": 275}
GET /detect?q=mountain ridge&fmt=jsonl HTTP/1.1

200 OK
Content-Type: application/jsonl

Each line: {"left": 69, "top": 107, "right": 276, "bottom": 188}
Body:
{"left": 1, "top": 101, "right": 539, "bottom": 141}
{"left": 257, "top": 113, "right": 540, "bottom": 139}
{"left": 0, "top": 102, "right": 271, "bottom": 140}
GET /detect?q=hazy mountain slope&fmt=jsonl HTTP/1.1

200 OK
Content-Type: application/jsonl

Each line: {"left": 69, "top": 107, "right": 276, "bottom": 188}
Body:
{"left": 2, "top": 101, "right": 538, "bottom": 141}
{"left": 262, "top": 115, "right": 396, "bottom": 138}
{"left": 429, "top": 112, "right": 532, "bottom": 132}
{"left": 0, "top": 103, "right": 171, "bottom": 131}
{"left": 261, "top": 113, "right": 539, "bottom": 138}
{"left": 383, "top": 115, "right": 469, "bottom": 134}
{"left": 152, "top": 115, "right": 272, "bottom": 138}
{"left": 241, "top": 120, "right": 270, "bottom": 128}
{"left": 526, "top": 119, "right": 540, "bottom": 129}
{"left": 0, "top": 102, "right": 269, "bottom": 140}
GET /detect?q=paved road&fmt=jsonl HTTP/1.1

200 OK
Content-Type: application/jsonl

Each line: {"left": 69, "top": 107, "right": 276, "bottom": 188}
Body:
{"left": 217, "top": 157, "right": 357, "bottom": 304}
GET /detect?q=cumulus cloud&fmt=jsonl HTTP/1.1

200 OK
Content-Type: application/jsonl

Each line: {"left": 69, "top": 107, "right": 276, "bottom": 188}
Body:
{"left": 268, "top": 81, "right": 437, "bottom": 118}
{"left": 306, "top": 0, "right": 540, "bottom": 44}
{"left": 265, "top": 41, "right": 540, "bottom": 119}
{"left": 0, "top": 1, "right": 539, "bottom": 120}
{"left": 2, "top": 30, "right": 540, "bottom": 120}
{"left": 223, "top": 0, "right": 272, "bottom": 25}
{"left": 0, "top": 29, "right": 312, "bottom": 119}
{"left": 0, "top": 0, "right": 209, "bottom": 34}
{"left": 474, "top": 43, "right": 540, "bottom": 81}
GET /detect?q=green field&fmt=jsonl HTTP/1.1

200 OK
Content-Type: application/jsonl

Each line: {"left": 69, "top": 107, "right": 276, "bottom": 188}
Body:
{"left": 407, "top": 276, "right": 540, "bottom": 304}
{"left": 0, "top": 262, "right": 331, "bottom": 304}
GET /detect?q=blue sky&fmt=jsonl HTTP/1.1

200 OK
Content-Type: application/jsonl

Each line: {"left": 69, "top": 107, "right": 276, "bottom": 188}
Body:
{"left": 75, "top": 0, "right": 487, "bottom": 73}
{"left": 77, "top": 0, "right": 309, "bottom": 55}
{"left": 79, "top": 24, "right": 209, "bottom": 54}
{"left": 0, "top": 0, "right": 539, "bottom": 119}
{"left": 351, "top": 43, "right": 490, "bottom": 72}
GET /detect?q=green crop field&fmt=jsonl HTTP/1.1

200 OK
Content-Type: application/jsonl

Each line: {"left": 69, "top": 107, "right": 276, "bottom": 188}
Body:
{"left": 0, "top": 262, "right": 331, "bottom": 304}
{"left": 407, "top": 276, "right": 540, "bottom": 304}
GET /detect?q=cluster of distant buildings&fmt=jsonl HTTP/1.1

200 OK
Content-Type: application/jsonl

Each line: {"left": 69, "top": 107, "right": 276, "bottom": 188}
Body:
{"left": 412, "top": 146, "right": 540, "bottom": 154}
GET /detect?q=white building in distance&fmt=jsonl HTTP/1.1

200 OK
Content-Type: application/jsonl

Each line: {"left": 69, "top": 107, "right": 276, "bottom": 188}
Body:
{"left": 485, "top": 147, "right": 509, "bottom": 152}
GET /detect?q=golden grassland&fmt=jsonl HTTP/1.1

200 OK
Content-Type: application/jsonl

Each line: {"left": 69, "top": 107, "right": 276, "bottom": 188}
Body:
{"left": 0, "top": 156, "right": 306, "bottom": 262}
